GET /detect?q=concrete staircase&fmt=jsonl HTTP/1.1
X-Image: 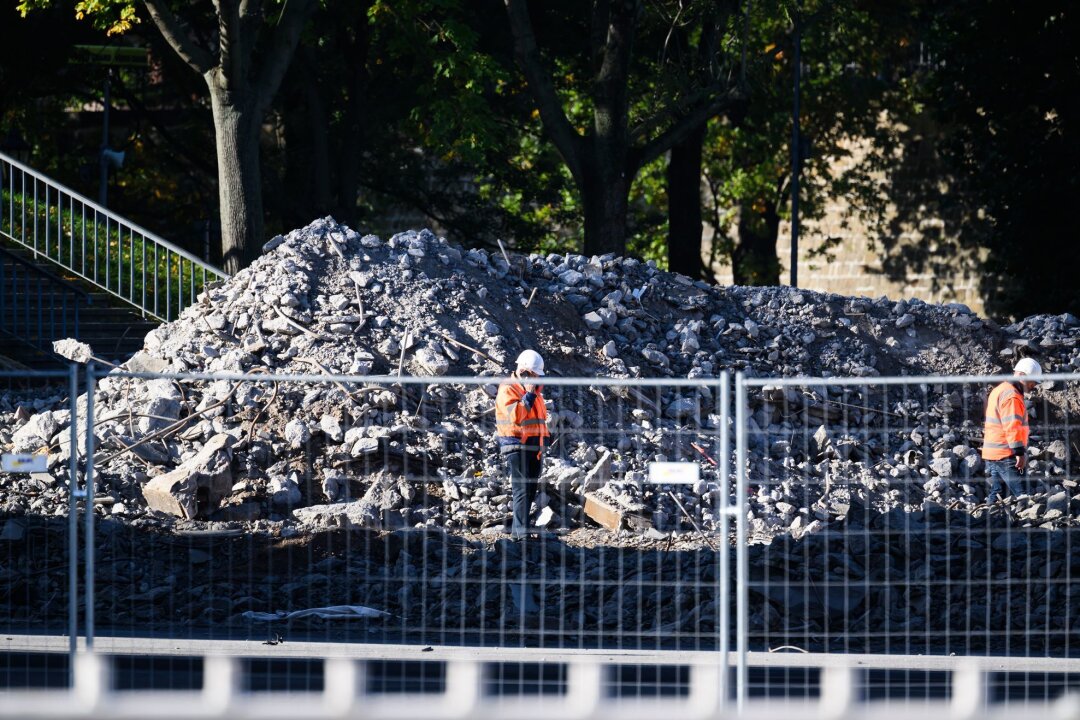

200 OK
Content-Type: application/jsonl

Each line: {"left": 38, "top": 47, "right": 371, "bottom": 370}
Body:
{"left": 0, "top": 242, "right": 158, "bottom": 368}
{"left": 0, "top": 150, "right": 227, "bottom": 369}
{"left": 77, "top": 291, "right": 160, "bottom": 362}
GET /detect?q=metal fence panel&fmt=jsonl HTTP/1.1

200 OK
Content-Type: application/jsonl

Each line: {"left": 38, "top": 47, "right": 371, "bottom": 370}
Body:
{"left": 3, "top": 651, "right": 1080, "bottom": 718}
{"left": 0, "top": 366, "right": 80, "bottom": 688}
{"left": 81, "top": 370, "right": 732, "bottom": 660}
{"left": 734, "top": 371, "right": 1080, "bottom": 691}
{"left": 9, "top": 364, "right": 1080, "bottom": 709}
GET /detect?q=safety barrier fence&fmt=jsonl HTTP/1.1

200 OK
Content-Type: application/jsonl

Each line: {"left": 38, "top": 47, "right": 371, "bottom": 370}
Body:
{"left": 734, "top": 371, "right": 1080, "bottom": 678}
{"left": 0, "top": 368, "right": 81, "bottom": 667}
{"left": 0, "top": 365, "right": 1078, "bottom": 713}
{"left": 75, "top": 369, "right": 733, "bottom": 661}
{"left": 0, "top": 150, "right": 228, "bottom": 321}
{"left": 3, "top": 650, "right": 1080, "bottom": 718}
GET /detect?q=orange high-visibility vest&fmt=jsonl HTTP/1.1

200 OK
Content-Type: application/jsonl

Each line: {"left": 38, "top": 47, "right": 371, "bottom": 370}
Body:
{"left": 495, "top": 381, "right": 549, "bottom": 453}
{"left": 981, "top": 381, "right": 1029, "bottom": 460}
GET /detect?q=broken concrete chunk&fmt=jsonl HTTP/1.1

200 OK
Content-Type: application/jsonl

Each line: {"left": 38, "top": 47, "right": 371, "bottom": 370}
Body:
{"left": 320, "top": 415, "right": 344, "bottom": 443}
{"left": 641, "top": 347, "right": 669, "bottom": 367}
{"left": 284, "top": 419, "right": 311, "bottom": 448}
{"left": 125, "top": 351, "right": 171, "bottom": 374}
{"left": 411, "top": 344, "right": 450, "bottom": 376}
{"left": 581, "top": 450, "right": 613, "bottom": 493}
{"left": 11, "top": 412, "right": 59, "bottom": 452}
{"left": 582, "top": 312, "right": 604, "bottom": 330}
{"left": 664, "top": 397, "right": 699, "bottom": 421}
{"left": 584, "top": 493, "right": 624, "bottom": 531}
{"left": 930, "top": 457, "right": 954, "bottom": 477}
{"left": 351, "top": 437, "right": 381, "bottom": 457}
{"left": 812, "top": 425, "right": 829, "bottom": 454}
{"left": 322, "top": 471, "right": 349, "bottom": 502}
{"left": 141, "top": 433, "right": 235, "bottom": 519}
{"left": 584, "top": 492, "right": 650, "bottom": 532}
{"left": 270, "top": 474, "right": 302, "bottom": 507}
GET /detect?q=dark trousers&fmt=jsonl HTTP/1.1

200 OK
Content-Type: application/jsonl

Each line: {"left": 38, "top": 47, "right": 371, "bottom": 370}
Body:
{"left": 986, "top": 458, "right": 1024, "bottom": 499}
{"left": 506, "top": 447, "right": 543, "bottom": 536}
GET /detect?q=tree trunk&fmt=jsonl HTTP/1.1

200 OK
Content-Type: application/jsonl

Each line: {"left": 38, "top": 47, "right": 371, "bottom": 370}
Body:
{"left": 334, "top": 68, "right": 366, "bottom": 228}
{"left": 209, "top": 88, "right": 263, "bottom": 274}
{"left": 581, "top": 158, "right": 630, "bottom": 256}
{"left": 667, "top": 122, "right": 708, "bottom": 280}
{"left": 732, "top": 203, "right": 781, "bottom": 285}
{"left": 335, "top": 111, "right": 362, "bottom": 228}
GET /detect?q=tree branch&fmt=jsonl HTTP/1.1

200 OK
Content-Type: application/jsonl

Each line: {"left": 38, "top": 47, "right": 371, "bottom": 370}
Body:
{"left": 141, "top": 0, "right": 215, "bottom": 75}
{"left": 633, "top": 88, "right": 743, "bottom": 170}
{"left": 215, "top": 0, "right": 255, "bottom": 92}
{"left": 252, "top": 0, "right": 317, "bottom": 110}
{"left": 504, "top": 0, "right": 585, "bottom": 180}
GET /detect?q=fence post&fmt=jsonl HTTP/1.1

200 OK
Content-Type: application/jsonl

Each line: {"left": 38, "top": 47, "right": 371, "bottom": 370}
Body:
{"left": 735, "top": 372, "right": 749, "bottom": 712}
{"left": 83, "top": 363, "right": 97, "bottom": 650}
{"left": 718, "top": 370, "right": 730, "bottom": 709}
{"left": 67, "top": 362, "right": 81, "bottom": 682}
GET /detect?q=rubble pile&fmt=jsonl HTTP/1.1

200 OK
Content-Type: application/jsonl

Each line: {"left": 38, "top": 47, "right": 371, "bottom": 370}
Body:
{"left": 1, "top": 217, "right": 1078, "bottom": 542}
{"left": 1, "top": 217, "right": 1079, "bottom": 652}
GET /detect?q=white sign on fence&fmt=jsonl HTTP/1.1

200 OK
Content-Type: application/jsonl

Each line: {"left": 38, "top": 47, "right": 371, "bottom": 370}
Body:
{"left": 647, "top": 461, "right": 699, "bottom": 485}
{"left": 2, "top": 453, "right": 48, "bottom": 473}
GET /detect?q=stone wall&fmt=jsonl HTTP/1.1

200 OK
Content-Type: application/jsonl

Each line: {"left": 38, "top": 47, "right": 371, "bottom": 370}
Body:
{"left": 707, "top": 218, "right": 987, "bottom": 313}
{"left": 707, "top": 132, "right": 990, "bottom": 315}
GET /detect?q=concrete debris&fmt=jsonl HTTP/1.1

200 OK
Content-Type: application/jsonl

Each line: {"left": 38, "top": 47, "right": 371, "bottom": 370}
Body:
{"left": 584, "top": 492, "right": 626, "bottom": 531}
{"left": 51, "top": 338, "right": 95, "bottom": 364}
{"left": 580, "top": 450, "right": 613, "bottom": 493}
{"left": 141, "top": 433, "right": 235, "bottom": 518}
{"left": 11, "top": 411, "right": 58, "bottom": 453}
{"left": 0, "top": 216, "right": 1076, "bottom": 560}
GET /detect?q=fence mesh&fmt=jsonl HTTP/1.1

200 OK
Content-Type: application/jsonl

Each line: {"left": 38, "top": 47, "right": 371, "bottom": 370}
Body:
{"left": 739, "top": 374, "right": 1080, "bottom": 659}
{"left": 5, "top": 366, "right": 1080, "bottom": 711}
{"left": 85, "top": 371, "right": 731, "bottom": 652}
{"left": 0, "top": 368, "right": 78, "bottom": 690}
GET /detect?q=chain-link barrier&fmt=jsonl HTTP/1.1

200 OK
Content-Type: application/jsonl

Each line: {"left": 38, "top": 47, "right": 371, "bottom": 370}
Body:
{"left": 4, "top": 367, "right": 1080, "bottom": 712}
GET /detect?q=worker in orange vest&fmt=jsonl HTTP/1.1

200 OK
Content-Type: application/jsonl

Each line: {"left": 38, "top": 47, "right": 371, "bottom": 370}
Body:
{"left": 496, "top": 349, "right": 551, "bottom": 538}
{"left": 982, "top": 357, "right": 1041, "bottom": 500}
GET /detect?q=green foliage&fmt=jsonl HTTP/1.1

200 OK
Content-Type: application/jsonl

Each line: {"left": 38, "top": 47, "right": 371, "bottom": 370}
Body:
{"left": 360, "top": 0, "right": 583, "bottom": 254}
{"left": 17, "top": 0, "right": 138, "bottom": 35}
{"left": 701, "top": 0, "right": 917, "bottom": 283}
{"left": 626, "top": 155, "right": 669, "bottom": 267}
{"left": 11, "top": 0, "right": 1076, "bottom": 318}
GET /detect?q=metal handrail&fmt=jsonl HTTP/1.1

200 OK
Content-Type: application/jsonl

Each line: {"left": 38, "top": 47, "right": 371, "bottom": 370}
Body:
{"left": 0, "top": 243, "right": 87, "bottom": 356}
{"left": 0, "top": 150, "right": 229, "bottom": 321}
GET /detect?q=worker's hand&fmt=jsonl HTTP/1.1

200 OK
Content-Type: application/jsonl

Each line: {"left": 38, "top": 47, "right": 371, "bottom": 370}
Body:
{"left": 521, "top": 371, "right": 537, "bottom": 393}
{"left": 1015, "top": 455, "right": 1027, "bottom": 472}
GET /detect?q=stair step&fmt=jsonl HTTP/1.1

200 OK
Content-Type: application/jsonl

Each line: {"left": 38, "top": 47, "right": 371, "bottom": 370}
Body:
{"left": 0, "top": 237, "right": 166, "bottom": 367}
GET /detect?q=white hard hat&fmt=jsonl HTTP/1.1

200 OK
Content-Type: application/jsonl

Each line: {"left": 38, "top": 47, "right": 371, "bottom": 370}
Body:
{"left": 515, "top": 349, "right": 545, "bottom": 376}
{"left": 1014, "top": 357, "right": 1042, "bottom": 376}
